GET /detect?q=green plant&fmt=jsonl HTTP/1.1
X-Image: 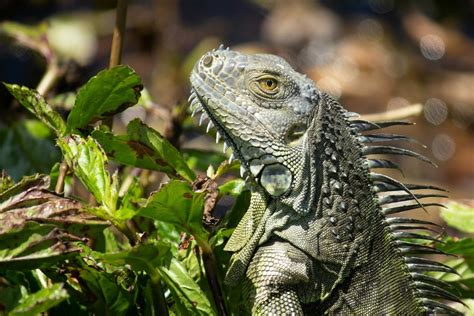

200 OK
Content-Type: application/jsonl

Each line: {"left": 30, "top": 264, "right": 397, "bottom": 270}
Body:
{"left": 0, "top": 9, "right": 473, "bottom": 316}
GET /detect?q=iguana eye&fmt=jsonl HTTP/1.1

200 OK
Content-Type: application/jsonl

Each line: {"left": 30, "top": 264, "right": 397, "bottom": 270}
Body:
{"left": 257, "top": 77, "right": 279, "bottom": 94}
{"left": 285, "top": 123, "right": 306, "bottom": 147}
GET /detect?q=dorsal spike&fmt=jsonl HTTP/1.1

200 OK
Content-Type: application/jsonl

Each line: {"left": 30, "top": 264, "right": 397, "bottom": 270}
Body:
{"left": 405, "top": 257, "right": 458, "bottom": 275}
{"left": 359, "top": 134, "right": 425, "bottom": 147}
{"left": 363, "top": 146, "right": 437, "bottom": 167}
{"left": 351, "top": 119, "right": 413, "bottom": 132}
{"left": 396, "top": 241, "right": 447, "bottom": 255}
{"left": 417, "top": 289, "right": 464, "bottom": 305}
{"left": 374, "top": 182, "right": 447, "bottom": 193}
{"left": 421, "top": 298, "right": 464, "bottom": 315}
{"left": 393, "top": 232, "right": 442, "bottom": 243}
{"left": 367, "top": 159, "right": 403, "bottom": 176}
{"left": 385, "top": 217, "right": 440, "bottom": 227}
{"left": 382, "top": 202, "right": 445, "bottom": 215}
{"left": 410, "top": 272, "right": 456, "bottom": 291}
{"left": 370, "top": 173, "right": 429, "bottom": 213}
{"left": 379, "top": 193, "right": 447, "bottom": 205}
{"left": 389, "top": 223, "right": 441, "bottom": 234}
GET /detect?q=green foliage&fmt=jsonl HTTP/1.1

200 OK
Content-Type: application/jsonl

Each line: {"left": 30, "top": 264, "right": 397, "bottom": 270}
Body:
{"left": 441, "top": 201, "right": 474, "bottom": 233}
{"left": 92, "top": 119, "right": 196, "bottom": 182}
{"left": 3, "top": 84, "right": 67, "bottom": 137}
{"left": 66, "top": 65, "right": 143, "bottom": 131}
{"left": 1, "top": 22, "right": 472, "bottom": 315}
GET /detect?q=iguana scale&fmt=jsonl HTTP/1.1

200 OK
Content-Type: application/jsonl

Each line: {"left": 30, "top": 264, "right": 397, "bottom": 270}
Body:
{"left": 189, "top": 45, "right": 462, "bottom": 315}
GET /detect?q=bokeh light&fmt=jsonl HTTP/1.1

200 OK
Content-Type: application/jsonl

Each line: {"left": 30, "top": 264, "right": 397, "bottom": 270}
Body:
{"left": 432, "top": 133, "right": 456, "bottom": 161}
{"left": 420, "top": 34, "right": 445, "bottom": 60}
{"left": 424, "top": 98, "right": 448, "bottom": 125}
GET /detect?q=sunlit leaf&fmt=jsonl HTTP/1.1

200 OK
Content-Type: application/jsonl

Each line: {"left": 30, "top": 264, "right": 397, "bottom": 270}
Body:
{"left": 58, "top": 135, "right": 117, "bottom": 212}
{"left": 161, "top": 258, "right": 216, "bottom": 316}
{"left": 441, "top": 201, "right": 474, "bottom": 233}
{"left": 126, "top": 119, "right": 195, "bottom": 182}
{"left": 3, "top": 83, "right": 67, "bottom": 137}
{"left": 9, "top": 283, "right": 69, "bottom": 316}
{"left": 218, "top": 179, "right": 246, "bottom": 197}
{"left": 67, "top": 65, "right": 142, "bottom": 131}
{"left": 138, "top": 180, "right": 207, "bottom": 241}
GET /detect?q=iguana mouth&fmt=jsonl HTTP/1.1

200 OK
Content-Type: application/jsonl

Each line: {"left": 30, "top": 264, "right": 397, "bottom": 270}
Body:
{"left": 188, "top": 88, "right": 249, "bottom": 178}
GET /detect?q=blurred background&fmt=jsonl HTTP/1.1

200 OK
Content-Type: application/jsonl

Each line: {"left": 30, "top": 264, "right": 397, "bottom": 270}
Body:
{"left": 0, "top": 0, "right": 473, "bottom": 229}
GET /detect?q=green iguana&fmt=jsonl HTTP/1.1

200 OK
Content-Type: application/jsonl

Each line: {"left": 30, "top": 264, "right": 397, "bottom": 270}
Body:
{"left": 189, "top": 45, "right": 462, "bottom": 315}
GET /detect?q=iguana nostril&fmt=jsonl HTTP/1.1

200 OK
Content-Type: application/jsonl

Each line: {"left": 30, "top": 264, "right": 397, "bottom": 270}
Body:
{"left": 202, "top": 55, "right": 213, "bottom": 67}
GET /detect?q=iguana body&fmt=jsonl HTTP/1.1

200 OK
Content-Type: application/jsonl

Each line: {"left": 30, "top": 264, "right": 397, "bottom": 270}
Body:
{"left": 189, "top": 46, "right": 461, "bottom": 315}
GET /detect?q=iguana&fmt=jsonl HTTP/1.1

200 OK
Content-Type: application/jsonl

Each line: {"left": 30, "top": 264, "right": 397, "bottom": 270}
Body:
{"left": 189, "top": 45, "right": 462, "bottom": 315}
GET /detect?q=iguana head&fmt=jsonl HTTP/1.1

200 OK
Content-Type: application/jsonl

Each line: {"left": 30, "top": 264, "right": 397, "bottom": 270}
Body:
{"left": 190, "top": 46, "right": 325, "bottom": 212}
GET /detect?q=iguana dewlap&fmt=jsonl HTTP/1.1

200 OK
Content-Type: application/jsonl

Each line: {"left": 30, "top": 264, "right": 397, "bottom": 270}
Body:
{"left": 189, "top": 46, "right": 461, "bottom": 315}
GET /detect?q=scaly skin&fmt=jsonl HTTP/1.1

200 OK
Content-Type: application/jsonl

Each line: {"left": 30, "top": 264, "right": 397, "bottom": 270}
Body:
{"left": 189, "top": 46, "right": 461, "bottom": 315}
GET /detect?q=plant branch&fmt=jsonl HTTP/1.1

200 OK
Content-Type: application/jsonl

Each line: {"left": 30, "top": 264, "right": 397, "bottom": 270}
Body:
{"left": 54, "top": 160, "right": 68, "bottom": 194}
{"left": 104, "top": 0, "right": 129, "bottom": 130}
{"left": 109, "top": 0, "right": 128, "bottom": 69}
{"left": 359, "top": 103, "right": 423, "bottom": 122}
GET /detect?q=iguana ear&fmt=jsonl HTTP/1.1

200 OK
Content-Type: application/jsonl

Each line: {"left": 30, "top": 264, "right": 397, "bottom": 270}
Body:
{"left": 279, "top": 103, "right": 324, "bottom": 215}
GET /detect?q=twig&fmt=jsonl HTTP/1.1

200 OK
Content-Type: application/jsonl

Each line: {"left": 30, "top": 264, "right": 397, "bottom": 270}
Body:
{"left": 54, "top": 160, "right": 68, "bottom": 194}
{"left": 109, "top": 0, "right": 128, "bottom": 69}
{"left": 36, "top": 60, "right": 63, "bottom": 96}
{"left": 359, "top": 103, "right": 423, "bottom": 122}
{"left": 103, "top": 0, "right": 129, "bottom": 130}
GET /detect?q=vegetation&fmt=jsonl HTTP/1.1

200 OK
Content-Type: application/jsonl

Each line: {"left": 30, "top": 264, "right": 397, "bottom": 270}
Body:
{"left": 0, "top": 1, "right": 473, "bottom": 315}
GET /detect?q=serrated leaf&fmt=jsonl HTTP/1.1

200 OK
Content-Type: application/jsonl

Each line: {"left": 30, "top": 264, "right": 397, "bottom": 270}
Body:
{"left": 67, "top": 65, "right": 143, "bottom": 131}
{"left": 92, "top": 121, "right": 195, "bottom": 181}
{"left": 57, "top": 135, "right": 117, "bottom": 212}
{"left": 3, "top": 83, "right": 67, "bottom": 137}
{"left": 0, "top": 174, "right": 108, "bottom": 269}
{"left": 441, "top": 201, "right": 474, "bottom": 233}
{"left": 9, "top": 283, "right": 69, "bottom": 316}
{"left": 160, "top": 258, "right": 216, "bottom": 316}
{"left": 126, "top": 119, "right": 195, "bottom": 182}
{"left": 138, "top": 180, "right": 207, "bottom": 241}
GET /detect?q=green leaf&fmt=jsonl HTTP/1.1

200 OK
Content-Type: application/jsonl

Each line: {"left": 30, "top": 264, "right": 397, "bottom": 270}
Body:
{"left": 57, "top": 135, "right": 117, "bottom": 212}
{"left": 218, "top": 179, "right": 246, "bottom": 197}
{"left": 100, "top": 242, "right": 170, "bottom": 273}
{"left": 0, "top": 171, "right": 108, "bottom": 269}
{"left": 160, "top": 258, "right": 216, "bottom": 316}
{"left": 64, "top": 260, "right": 132, "bottom": 315}
{"left": 441, "top": 201, "right": 474, "bottom": 233}
{"left": 67, "top": 65, "right": 143, "bottom": 131}
{"left": 138, "top": 180, "right": 207, "bottom": 241}
{"left": 0, "top": 170, "right": 15, "bottom": 194}
{"left": 0, "top": 121, "right": 61, "bottom": 181}
{"left": 9, "top": 283, "right": 69, "bottom": 316}
{"left": 126, "top": 119, "right": 195, "bottom": 182}
{"left": 433, "top": 237, "right": 474, "bottom": 300}
{"left": 3, "top": 84, "right": 67, "bottom": 137}
{"left": 92, "top": 120, "right": 195, "bottom": 182}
